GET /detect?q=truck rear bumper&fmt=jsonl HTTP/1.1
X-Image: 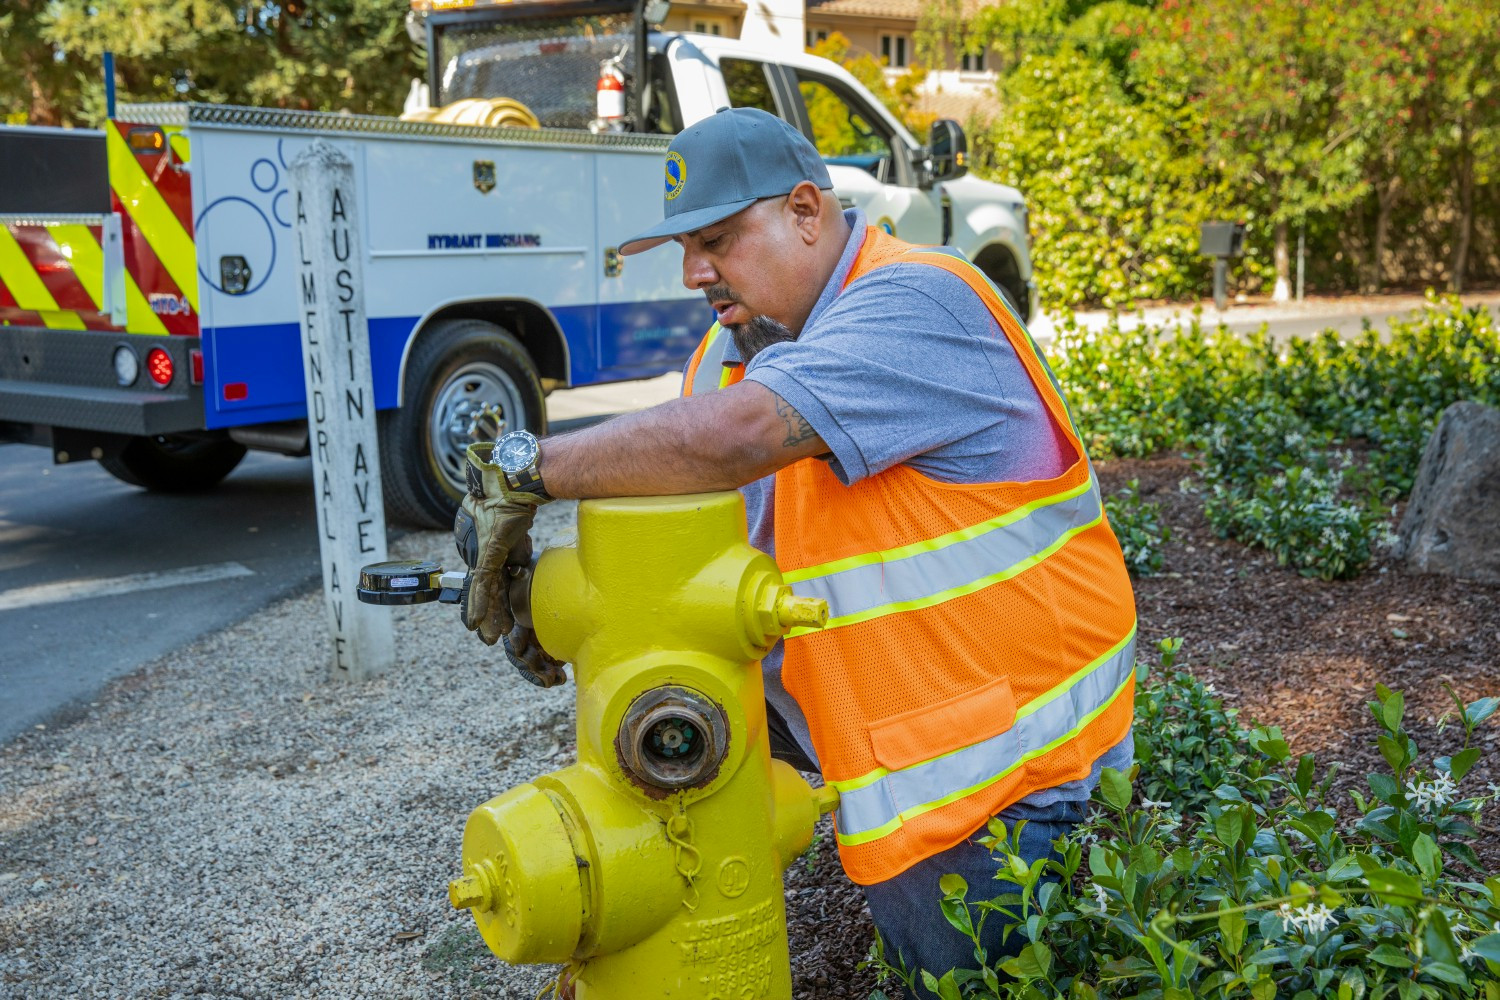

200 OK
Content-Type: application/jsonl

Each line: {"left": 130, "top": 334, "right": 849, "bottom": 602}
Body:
{"left": 0, "top": 326, "right": 205, "bottom": 437}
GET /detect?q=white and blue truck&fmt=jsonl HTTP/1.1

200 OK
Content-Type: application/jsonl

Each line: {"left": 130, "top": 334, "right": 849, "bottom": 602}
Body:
{"left": 0, "top": 0, "right": 1034, "bottom": 527}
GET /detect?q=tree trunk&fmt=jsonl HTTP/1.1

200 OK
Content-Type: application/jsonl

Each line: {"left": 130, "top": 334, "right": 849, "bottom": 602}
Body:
{"left": 1273, "top": 220, "right": 1291, "bottom": 302}
{"left": 1449, "top": 132, "right": 1475, "bottom": 294}
{"left": 25, "top": 66, "right": 59, "bottom": 126}
{"left": 1368, "top": 175, "right": 1400, "bottom": 294}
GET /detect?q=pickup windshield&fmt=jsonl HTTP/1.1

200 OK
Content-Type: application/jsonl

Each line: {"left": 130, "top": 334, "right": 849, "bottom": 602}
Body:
{"left": 433, "top": 15, "right": 678, "bottom": 133}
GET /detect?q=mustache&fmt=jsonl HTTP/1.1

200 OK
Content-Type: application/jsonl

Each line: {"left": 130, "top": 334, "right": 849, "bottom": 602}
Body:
{"left": 703, "top": 283, "right": 740, "bottom": 307}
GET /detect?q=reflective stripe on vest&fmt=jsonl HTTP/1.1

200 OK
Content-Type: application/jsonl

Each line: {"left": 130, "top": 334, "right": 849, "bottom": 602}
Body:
{"left": 832, "top": 626, "right": 1136, "bottom": 844}
{"left": 783, "top": 475, "right": 1103, "bottom": 636}
{"left": 688, "top": 322, "right": 736, "bottom": 396}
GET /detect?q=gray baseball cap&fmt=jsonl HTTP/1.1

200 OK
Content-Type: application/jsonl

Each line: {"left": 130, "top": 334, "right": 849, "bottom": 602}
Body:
{"left": 617, "top": 106, "right": 833, "bottom": 256}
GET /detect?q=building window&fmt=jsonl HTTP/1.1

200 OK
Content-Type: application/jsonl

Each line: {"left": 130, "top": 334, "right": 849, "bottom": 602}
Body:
{"left": 961, "top": 50, "right": 985, "bottom": 72}
{"left": 693, "top": 20, "right": 722, "bottom": 35}
{"left": 806, "top": 28, "right": 828, "bottom": 47}
{"left": 880, "top": 34, "right": 908, "bottom": 68}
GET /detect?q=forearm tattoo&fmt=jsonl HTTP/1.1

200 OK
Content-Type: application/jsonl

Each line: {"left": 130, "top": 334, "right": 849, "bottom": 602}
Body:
{"left": 774, "top": 393, "right": 818, "bottom": 448}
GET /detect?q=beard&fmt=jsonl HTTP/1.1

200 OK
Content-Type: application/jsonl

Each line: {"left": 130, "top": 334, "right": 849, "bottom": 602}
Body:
{"left": 726, "top": 314, "right": 796, "bottom": 363}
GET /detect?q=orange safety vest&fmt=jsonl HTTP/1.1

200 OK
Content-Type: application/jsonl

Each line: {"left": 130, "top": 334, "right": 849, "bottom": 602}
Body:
{"left": 683, "top": 228, "right": 1137, "bottom": 885}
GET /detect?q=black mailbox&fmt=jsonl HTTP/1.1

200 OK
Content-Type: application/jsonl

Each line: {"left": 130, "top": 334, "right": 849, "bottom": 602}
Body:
{"left": 1199, "top": 221, "right": 1246, "bottom": 258}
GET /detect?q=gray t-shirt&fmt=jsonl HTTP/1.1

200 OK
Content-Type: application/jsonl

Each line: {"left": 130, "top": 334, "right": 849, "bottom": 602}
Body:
{"left": 728, "top": 209, "right": 1132, "bottom": 809}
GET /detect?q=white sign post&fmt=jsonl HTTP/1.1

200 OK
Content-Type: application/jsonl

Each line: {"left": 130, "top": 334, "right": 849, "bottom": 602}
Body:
{"left": 290, "top": 141, "right": 393, "bottom": 681}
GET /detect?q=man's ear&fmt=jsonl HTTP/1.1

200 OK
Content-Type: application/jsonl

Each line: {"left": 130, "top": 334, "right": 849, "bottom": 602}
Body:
{"left": 787, "top": 181, "right": 825, "bottom": 245}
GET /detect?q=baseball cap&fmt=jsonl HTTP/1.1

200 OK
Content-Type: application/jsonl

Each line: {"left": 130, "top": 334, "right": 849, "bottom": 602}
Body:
{"left": 617, "top": 106, "right": 833, "bottom": 256}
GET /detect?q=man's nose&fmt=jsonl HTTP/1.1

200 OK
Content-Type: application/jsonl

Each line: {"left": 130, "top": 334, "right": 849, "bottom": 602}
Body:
{"left": 681, "top": 249, "right": 718, "bottom": 291}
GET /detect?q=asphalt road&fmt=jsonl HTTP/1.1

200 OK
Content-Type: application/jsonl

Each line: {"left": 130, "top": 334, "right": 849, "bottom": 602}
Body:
{"left": 0, "top": 448, "right": 320, "bottom": 743}
{"left": 3, "top": 292, "right": 1496, "bottom": 744}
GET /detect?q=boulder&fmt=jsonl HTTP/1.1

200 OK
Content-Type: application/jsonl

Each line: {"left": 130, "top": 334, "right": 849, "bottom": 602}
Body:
{"left": 1395, "top": 401, "right": 1500, "bottom": 584}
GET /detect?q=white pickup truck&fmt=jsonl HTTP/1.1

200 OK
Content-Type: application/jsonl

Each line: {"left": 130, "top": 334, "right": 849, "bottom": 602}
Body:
{"left": 0, "top": 0, "right": 1034, "bottom": 529}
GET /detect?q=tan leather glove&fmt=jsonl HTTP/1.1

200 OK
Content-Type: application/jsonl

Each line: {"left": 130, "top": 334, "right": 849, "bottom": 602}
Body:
{"left": 503, "top": 624, "right": 569, "bottom": 688}
{"left": 459, "top": 442, "right": 548, "bottom": 646}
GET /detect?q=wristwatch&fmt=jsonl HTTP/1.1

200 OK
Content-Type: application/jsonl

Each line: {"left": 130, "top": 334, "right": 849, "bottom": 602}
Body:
{"left": 494, "top": 429, "right": 553, "bottom": 501}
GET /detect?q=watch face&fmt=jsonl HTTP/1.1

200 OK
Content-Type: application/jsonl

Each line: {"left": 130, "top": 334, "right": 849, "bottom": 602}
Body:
{"left": 497, "top": 431, "right": 539, "bottom": 474}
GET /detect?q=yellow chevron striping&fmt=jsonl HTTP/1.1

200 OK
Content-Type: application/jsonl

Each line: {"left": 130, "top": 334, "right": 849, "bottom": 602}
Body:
{"left": 0, "top": 227, "right": 85, "bottom": 329}
{"left": 49, "top": 223, "right": 168, "bottom": 335}
{"left": 36, "top": 309, "right": 88, "bottom": 330}
{"left": 106, "top": 126, "right": 199, "bottom": 312}
{"left": 0, "top": 226, "right": 60, "bottom": 311}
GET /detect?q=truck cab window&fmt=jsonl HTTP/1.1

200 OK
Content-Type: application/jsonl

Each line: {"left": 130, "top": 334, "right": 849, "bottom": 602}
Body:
{"left": 720, "top": 58, "right": 780, "bottom": 116}
{"left": 795, "top": 75, "right": 895, "bottom": 184}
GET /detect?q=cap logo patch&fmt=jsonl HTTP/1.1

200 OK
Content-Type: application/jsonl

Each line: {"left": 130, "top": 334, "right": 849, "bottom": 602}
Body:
{"left": 665, "top": 152, "right": 687, "bottom": 201}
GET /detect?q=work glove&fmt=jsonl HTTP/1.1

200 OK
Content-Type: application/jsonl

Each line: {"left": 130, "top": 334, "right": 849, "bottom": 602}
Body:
{"left": 458, "top": 442, "right": 548, "bottom": 646}
{"left": 503, "top": 624, "right": 568, "bottom": 688}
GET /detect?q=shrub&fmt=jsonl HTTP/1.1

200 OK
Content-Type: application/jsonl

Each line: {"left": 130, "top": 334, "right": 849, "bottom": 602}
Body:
{"left": 868, "top": 640, "right": 1500, "bottom": 1000}
{"left": 1104, "top": 480, "right": 1171, "bottom": 577}
{"left": 1048, "top": 297, "right": 1498, "bottom": 578}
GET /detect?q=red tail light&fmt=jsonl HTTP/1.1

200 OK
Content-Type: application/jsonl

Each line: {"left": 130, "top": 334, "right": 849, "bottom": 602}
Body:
{"left": 190, "top": 348, "right": 204, "bottom": 385}
{"left": 146, "top": 347, "right": 174, "bottom": 387}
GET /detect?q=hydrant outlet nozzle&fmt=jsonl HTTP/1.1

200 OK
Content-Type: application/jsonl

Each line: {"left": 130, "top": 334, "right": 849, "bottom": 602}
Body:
{"left": 776, "top": 592, "right": 828, "bottom": 631}
{"left": 448, "top": 872, "right": 490, "bottom": 912}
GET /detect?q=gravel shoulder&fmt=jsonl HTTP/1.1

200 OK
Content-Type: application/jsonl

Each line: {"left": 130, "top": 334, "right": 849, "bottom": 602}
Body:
{"left": 4, "top": 459, "right": 1497, "bottom": 999}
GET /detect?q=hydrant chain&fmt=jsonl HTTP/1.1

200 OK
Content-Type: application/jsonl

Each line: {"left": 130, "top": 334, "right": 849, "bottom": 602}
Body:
{"left": 665, "top": 810, "right": 702, "bottom": 912}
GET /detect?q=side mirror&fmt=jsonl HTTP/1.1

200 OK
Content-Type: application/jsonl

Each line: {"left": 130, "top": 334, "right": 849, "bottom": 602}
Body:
{"left": 926, "top": 119, "right": 969, "bottom": 185}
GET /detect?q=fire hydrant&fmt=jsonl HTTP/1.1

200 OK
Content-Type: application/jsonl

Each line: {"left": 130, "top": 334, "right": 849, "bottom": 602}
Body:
{"left": 448, "top": 491, "right": 836, "bottom": 998}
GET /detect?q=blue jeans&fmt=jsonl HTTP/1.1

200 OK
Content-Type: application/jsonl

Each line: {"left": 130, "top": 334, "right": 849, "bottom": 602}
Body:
{"left": 764, "top": 703, "right": 1084, "bottom": 998}
{"left": 861, "top": 799, "right": 1085, "bottom": 1000}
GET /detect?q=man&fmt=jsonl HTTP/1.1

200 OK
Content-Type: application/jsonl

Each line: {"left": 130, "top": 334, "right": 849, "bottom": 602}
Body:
{"left": 463, "top": 107, "right": 1137, "bottom": 994}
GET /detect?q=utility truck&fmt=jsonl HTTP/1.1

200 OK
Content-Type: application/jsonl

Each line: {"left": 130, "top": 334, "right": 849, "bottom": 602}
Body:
{"left": 0, "top": 0, "right": 1035, "bottom": 528}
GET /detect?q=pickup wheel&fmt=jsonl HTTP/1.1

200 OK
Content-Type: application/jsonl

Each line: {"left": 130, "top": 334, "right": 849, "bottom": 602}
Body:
{"left": 974, "top": 246, "right": 1031, "bottom": 323}
{"left": 379, "top": 318, "right": 546, "bottom": 529}
{"left": 99, "top": 434, "right": 248, "bottom": 492}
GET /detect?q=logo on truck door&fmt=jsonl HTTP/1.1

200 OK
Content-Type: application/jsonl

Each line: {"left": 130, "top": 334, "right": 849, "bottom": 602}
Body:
{"left": 473, "top": 160, "right": 496, "bottom": 194}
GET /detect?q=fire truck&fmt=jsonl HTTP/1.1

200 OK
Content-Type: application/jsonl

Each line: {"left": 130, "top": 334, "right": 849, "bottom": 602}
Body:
{"left": 0, "top": 0, "right": 1035, "bottom": 528}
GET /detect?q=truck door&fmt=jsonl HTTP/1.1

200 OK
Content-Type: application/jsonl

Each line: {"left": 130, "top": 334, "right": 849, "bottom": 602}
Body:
{"left": 781, "top": 68, "right": 941, "bottom": 246}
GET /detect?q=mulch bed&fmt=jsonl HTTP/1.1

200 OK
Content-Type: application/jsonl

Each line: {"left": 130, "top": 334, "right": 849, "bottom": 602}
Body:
{"left": 784, "top": 455, "right": 1500, "bottom": 1000}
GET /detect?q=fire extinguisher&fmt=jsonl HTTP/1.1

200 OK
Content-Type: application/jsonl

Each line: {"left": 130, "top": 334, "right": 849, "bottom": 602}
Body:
{"left": 596, "top": 64, "right": 625, "bottom": 122}
{"left": 593, "top": 44, "right": 629, "bottom": 132}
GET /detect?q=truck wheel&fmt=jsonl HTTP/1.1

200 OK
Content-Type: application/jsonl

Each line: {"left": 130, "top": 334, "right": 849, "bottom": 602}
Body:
{"left": 99, "top": 434, "right": 248, "bottom": 492}
{"left": 975, "top": 246, "right": 1031, "bottom": 323}
{"left": 379, "top": 318, "right": 546, "bottom": 529}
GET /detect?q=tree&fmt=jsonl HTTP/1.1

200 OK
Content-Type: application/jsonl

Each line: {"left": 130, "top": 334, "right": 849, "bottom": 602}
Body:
{"left": 0, "top": 1, "right": 87, "bottom": 125}
{"left": 1156, "top": 0, "right": 1367, "bottom": 301}
{"left": 4, "top": 0, "right": 421, "bottom": 126}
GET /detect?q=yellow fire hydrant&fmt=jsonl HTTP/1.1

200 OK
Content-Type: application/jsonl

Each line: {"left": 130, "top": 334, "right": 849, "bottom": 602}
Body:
{"left": 448, "top": 491, "right": 836, "bottom": 998}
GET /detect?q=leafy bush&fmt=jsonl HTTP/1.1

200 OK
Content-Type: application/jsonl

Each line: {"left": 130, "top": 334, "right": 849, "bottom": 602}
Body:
{"left": 980, "top": 48, "right": 1228, "bottom": 310}
{"left": 869, "top": 640, "right": 1500, "bottom": 1000}
{"left": 1104, "top": 480, "right": 1171, "bottom": 577}
{"left": 1130, "top": 639, "right": 1263, "bottom": 821}
{"left": 1048, "top": 297, "right": 1498, "bottom": 578}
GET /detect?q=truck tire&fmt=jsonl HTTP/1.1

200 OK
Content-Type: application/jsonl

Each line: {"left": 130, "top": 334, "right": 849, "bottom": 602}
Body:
{"left": 379, "top": 318, "right": 547, "bottom": 529}
{"left": 99, "top": 434, "right": 248, "bottom": 492}
{"left": 975, "top": 246, "right": 1031, "bottom": 323}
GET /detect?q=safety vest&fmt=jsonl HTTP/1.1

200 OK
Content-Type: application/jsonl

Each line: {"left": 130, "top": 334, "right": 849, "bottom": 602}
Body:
{"left": 682, "top": 228, "right": 1137, "bottom": 885}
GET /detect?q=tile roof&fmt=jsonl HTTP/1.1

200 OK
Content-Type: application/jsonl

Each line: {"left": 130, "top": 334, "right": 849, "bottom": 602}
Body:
{"left": 806, "top": 0, "right": 986, "bottom": 18}
{"left": 806, "top": 0, "right": 923, "bottom": 18}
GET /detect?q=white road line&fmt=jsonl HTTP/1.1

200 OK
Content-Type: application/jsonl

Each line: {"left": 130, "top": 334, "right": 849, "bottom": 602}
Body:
{"left": 0, "top": 562, "right": 256, "bottom": 612}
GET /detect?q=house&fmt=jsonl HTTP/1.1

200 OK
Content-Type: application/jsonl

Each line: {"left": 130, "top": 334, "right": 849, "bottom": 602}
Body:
{"left": 660, "top": 0, "right": 1002, "bottom": 123}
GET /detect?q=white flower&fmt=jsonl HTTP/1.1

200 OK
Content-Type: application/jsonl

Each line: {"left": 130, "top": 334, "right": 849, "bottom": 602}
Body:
{"left": 1408, "top": 772, "right": 1459, "bottom": 815}
{"left": 1090, "top": 881, "right": 1109, "bottom": 909}
{"left": 1461, "top": 945, "right": 1479, "bottom": 964}
{"left": 1139, "top": 797, "right": 1173, "bottom": 810}
{"left": 1279, "top": 902, "right": 1337, "bottom": 936}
